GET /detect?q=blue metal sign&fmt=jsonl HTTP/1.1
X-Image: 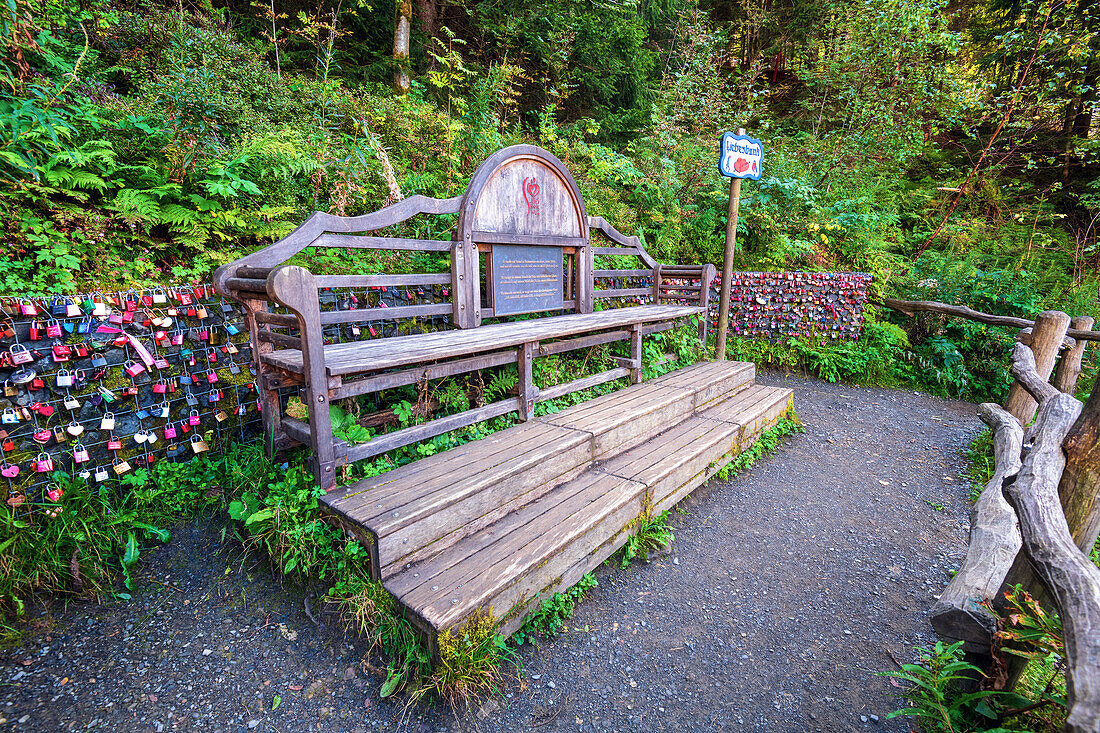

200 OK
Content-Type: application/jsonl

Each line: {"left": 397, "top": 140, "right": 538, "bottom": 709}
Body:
{"left": 719, "top": 132, "right": 764, "bottom": 180}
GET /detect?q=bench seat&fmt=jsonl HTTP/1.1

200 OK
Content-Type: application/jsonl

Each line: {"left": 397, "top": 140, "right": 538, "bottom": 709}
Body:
{"left": 261, "top": 304, "right": 702, "bottom": 376}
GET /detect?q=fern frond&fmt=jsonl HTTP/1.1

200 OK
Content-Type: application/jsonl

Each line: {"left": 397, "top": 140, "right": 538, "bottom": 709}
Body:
{"left": 109, "top": 189, "right": 162, "bottom": 226}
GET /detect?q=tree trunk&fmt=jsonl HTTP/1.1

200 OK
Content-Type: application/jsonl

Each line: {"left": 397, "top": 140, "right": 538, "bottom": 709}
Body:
{"left": 930, "top": 403, "right": 1023, "bottom": 651}
{"left": 1072, "top": 60, "right": 1097, "bottom": 140}
{"left": 415, "top": 0, "right": 437, "bottom": 64}
{"left": 1001, "top": 389, "right": 1100, "bottom": 732}
{"left": 393, "top": 0, "right": 412, "bottom": 95}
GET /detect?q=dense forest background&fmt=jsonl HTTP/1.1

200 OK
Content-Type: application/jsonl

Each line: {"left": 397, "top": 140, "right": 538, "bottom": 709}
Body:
{"left": 2, "top": 0, "right": 1098, "bottom": 402}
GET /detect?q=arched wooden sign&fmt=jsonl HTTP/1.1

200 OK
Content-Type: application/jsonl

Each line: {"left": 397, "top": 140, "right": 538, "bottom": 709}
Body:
{"left": 454, "top": 145, "right": 591, "bottom": 325}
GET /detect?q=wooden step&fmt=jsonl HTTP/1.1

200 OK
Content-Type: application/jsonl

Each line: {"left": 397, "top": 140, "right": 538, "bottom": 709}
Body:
{"left": 322, "top": 420, "right": 593, "bottom": 580}
{"left": 598, "top": 384, "right": 794, "bottom": 516}
{"left": 538, "top": 360, "right": 755, "bottom": 458}
{"left": 376, "top": 381, "right": 793, "bottom": 646}
{"left": 320, "top": 360, "right": 757, "bottom": 581}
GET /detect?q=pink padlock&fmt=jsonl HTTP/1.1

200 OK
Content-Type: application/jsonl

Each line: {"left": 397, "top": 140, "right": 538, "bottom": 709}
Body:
{"left": 19, "top": 300, "right": 37, "bottom": 316}
{"left": 125, "top": 361, "right": 146, "bottom": 377}
{"left": 172, "top": 332, "right": 184, "bottom": 346}
{"left": 153, "top": 380, "right": 167, "bottom": 394}
{"left": 164, "top": 423, "right": 177, "bottom": 440}
{"left": 46, "top": 319, "right": 62, "bottom": 338}
{"left": 207, "top": 370, "right": 218, "bottom": 384}
{"left": 73, "top": 444, "right": 89, "bottom": 463}
{"left": 35, "top": 453, "right": 53, "bottom": 473}
{"left": 188, "top": 410, "right": 201, "bottom": 426}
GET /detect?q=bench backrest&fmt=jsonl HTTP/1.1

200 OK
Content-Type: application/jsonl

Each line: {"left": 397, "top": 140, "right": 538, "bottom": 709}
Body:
{"left": 214, "top": 145, "right": 703, "bottom": 334}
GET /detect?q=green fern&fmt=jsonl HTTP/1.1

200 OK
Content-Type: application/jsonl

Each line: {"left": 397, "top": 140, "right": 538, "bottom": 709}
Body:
{"left": 109, "top": 188, "right": 162, "bottom": 226}
{"left": 484, "top": 370, "right": 517, "bottom": 403}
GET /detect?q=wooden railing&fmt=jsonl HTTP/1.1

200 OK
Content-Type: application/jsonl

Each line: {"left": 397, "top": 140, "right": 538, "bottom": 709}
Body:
{"left": 880, "top": 300, "right": 1100, "bottom": 730}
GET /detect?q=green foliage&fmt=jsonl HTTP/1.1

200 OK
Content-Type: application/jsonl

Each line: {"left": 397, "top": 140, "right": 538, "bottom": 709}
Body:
{"left": 512, "top": 572, "right": 598, "bottom": 646}
{"left": 716, "top": 411, "right": 805, "bottom": 482}
{"left": 964, "top": 429, "right": 995, "bottom": 503}
{"left": 424, "top": 613, "right": 517, "bottom": 706}
{"left": 724, "top": 319, "right": 914, "bottom": 389}
{"left": 619, "top": 510, "right": 675, "bottom": 568}
{"left": 0, "top": 442, "right": 267, "bottom": 623}
{"left": 329, "top": 404, "right": 371, "bottom": 443}
{"left": 881, "top": 641, "right": 1016, "bottom": 733}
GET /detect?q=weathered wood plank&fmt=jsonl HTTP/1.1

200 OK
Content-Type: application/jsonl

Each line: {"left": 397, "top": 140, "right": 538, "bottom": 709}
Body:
{"left": 324, "top": 422, "right": 567, "bottom": 519}
{"left": 314, "top": 273, "right": 452, "bottom": 288}
{"left": 329, "top": 350, "right": 518, "bottom": 400}
{"left": 537, "top": 329, "right": 631, "bottom": 357}
{"left": 537, "top": 367, "right": 631, "bottom": 403}
{"left": 385, "top": 469, "right": 618, "bottom": 598}
{"left": 930, "top": 402, "right": 1023, "bottom": 650}
{"left": 263, "top": 305, "right": 700, "bottom": 375}
{"left": 319, "top": 303, "right": 452, "bottom": 325}
{"left": 375, "top": 431, "right": 593, "bottom": 576}
{"left": 416, "top": 472, "right": 646, "bottom": 629}
{"left": 339, "top": 398, "right": 520, "bottom": 467}
{"left": 595, "top": 288, "right": 651, "bottom": 299}
{"left": 315, "top": 234, "right": 454, "bottom": 251}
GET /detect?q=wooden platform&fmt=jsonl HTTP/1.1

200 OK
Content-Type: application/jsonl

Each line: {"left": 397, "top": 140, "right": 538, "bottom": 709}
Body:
{"left": 320, "top": 360, "right": 793, "bottom": 649}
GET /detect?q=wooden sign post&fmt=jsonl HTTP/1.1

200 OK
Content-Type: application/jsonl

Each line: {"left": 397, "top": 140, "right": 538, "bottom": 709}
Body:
{"left": 715, "top": 128, "right": 763, "bottom": 360}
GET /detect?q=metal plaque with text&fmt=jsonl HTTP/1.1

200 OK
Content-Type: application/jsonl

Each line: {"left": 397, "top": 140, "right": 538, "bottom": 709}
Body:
{"left": 490, "top": 245, "right": 563, "bottom": 316}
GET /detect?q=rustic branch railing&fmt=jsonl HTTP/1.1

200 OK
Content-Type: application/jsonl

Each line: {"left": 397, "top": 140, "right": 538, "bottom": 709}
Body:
{"left": 880, "top": 298, "right": 1100, "bottom": 342}
{"left": 929, "top": 339, "right": 1100, "bottom": 732}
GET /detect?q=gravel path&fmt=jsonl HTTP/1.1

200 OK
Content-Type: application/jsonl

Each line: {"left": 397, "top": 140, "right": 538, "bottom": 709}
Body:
{"left": 0, "top": 372, "right": 983, "bottom": 732}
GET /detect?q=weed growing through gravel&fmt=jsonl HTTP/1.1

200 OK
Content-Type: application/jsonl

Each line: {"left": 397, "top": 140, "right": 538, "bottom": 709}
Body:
{"left": 421, "top": 613, "right": 518, "bottom": 708}
{"left": 716, "top": 410, "right": 804, "bottom": 482}
{"left": 618, "top": 510, "right": 675, "bottom": 568}
{"left": 512, "top": 572, "right": 598, "bottom": 646}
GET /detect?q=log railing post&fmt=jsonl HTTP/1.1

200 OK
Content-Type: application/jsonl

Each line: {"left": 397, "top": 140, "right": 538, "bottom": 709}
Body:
{"left": 1004, "top": 310, "right": 1071, "bottom": 425}
{"left": 1059, "top": 374, "right": 1100, "bottom": 554}
{"left": 1053, "top": 316, "right": 1094, "bottom": 396}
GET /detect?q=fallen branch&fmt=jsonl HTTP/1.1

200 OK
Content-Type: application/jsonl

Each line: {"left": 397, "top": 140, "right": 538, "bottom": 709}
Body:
{"left": 930, "top": 402, "right": 1023, "bottom": 650}
{"left": 879, "top": 299, "right": 1099, "bottom": 342}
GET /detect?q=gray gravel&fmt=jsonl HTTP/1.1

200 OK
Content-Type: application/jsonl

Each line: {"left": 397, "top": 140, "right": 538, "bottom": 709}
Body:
{"left": 0, "top": 371, "right": 981, "bottom": 732}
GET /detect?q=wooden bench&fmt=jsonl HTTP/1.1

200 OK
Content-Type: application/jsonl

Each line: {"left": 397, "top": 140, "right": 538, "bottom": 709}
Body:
{"left": 215, "top": 145, "right": 714, "bottom": 490}
{"left": 215, "top": 145, "right": 796, "bottom": 654}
